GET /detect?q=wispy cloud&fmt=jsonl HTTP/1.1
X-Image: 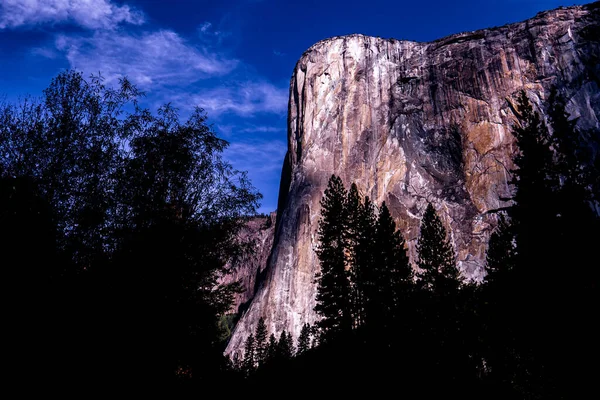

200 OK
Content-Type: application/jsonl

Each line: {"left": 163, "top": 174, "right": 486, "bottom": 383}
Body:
{"left": 273, "top": 50, "right": 286, "bottom": 57}
{"left": 225, "top": 139, "right": 287, "bottom": 173}
{"left": 224, "top": 138, "right": 287, "bottom": 211}
{"left": 0, "top": 0, "right": 144, "bottom": 30}
{"left": 215, "top": 124, "right": 284, "bottom": 138}
{"left": 198, "top": 21, "right": 231, "bottom": 45}
{"left": 240, "top": 125, "right": 284, "bottom": 133}
{"left": 55, "top": 30, "right": 238, "bottom": 87}
{"left": 31, "top": 46, "right": 60, "bottom": 59}
{"left": 188, "top": 81, "right": 288, "bottom": 117}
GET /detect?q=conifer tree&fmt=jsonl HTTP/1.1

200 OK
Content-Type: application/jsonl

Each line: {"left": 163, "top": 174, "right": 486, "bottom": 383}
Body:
{"left": 296, "top": 323, "right": 311, "bottom": 356}
{"left": 345, "top": 183, "right": 362, "bottom": 328}
{"left": 254, "top": 317, "right": 268, "bottom": 367}
{"left": 501, "top": 90, "right": 600, "bottom": 396}
{"left": 277, "top": 330, "right": 294, "bottom": 360}
{"left": 242, "top": 333, "right": 255, "bottom": 375}
{"left": 484, "top": 212, "right": 515, "bottom": 286}
{"left": 508, "top": 90, "right": 557, "bottom": 271}
{"left": 352, "top": 195, "right": 377, "bottom": 328}
{"left": 314, "top": 175, "right": 352, "bottom": 342}
{"left": 266, "top": 333, "right": 277, "bottom": 364}
{"left": 373, "top": 202, "right": 413, "bottom": 323}
{"left": 416, "top": 203, "right": 461, "bottom": 295}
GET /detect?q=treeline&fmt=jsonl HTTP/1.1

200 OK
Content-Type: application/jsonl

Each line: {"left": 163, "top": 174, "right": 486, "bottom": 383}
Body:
{"left": 233, "top": 318, "right": 315, "bottom": 376}
{"left": 239, "top": 90, "right": 600, "bottom": 397}
{"left": 1, "top": 71, "right": 261, "bottom": 390}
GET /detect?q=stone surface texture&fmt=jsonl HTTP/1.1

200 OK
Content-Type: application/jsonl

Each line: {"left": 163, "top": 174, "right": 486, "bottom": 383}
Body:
{"left": 219, "top": 212, "right": 276, "bottom": 315}
{"left": 226, "top": 4, "right": 600, "bottom": 357}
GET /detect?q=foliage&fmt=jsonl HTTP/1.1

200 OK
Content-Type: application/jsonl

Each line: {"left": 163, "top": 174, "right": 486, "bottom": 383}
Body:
{"left": 314, "top": 175, "right": 352, "bottom": 341}
{"left": 254, "top": 317, "right": 268, "bottom": 367}
{"left": 416, "top": 203, "right": 461, "bottom": 295}
{"left": 296, "top": 323, "right": 312, "bottom": 356}
{"left": 0, "top": 70, "right": 261, "bottom": 385}
{"left": 371, "top": 202, "right": 413, "bottom": 326}
{"left": 242, "top": 333, "right": 256, "bottom": 375}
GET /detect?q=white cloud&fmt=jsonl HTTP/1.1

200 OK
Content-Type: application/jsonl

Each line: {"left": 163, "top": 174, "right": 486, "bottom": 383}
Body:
{"left": 224, "top": 139, "right": 287, "bottom": 187}
{"left": 191, "top": 81, "right": 288, "bottom": 117}
{"left": 240, "top": 125, "right": 284, "bottom": 133}
{"left": 224, "top": 138, "right": 287, "bottom": 212}
{"left": 0, "top": 0, "right": 144, "bottom": 30}
{"left": 215, "top": 124, "right": 284, "bottom": 137}
{"left": 198, "top": 20, "right": 231, "bottom": 45}
{"left": 56, "top": 30, "right": 238, "bottom": 87}
{"left": 31, "top": 46, "right": 60, "bottom": 59}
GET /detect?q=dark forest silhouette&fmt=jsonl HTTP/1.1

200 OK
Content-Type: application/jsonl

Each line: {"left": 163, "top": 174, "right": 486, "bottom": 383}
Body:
{"left": 235, "top": 90, "right": 599, "bottom": 398}
{"left": 1, "top": 71, "right": 599, "bottom": 397}
{"left": 1, "top": 71, "right": 261, "bottom": 391}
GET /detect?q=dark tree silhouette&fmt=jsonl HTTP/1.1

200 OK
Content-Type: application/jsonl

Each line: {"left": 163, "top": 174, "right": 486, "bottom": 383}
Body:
{"left": 242, "top": 333, "right": 256, "bottom": 375}
{"left": 296, "top": 323, "right": 312, "bottom": 356}
{"left": 0, "top": 70, "right": 261, "bottom": 386}
{"left": 495, "top": 90, "right": 600, "bottom": 397}
{"left": 345, "top": 183, "right": 362, "bottom": 328}
{"left": 277, "top": 330, "right": 294, "bottom": 360}
{"left": 484, "top": 212, "right": 516, "bottom": 286}
{"left": 266, "top": 333, "right": 278, "bottom": 364}
{"left": 371, "top": 202, "right": 413, "bottom": 326}
{"left": 314, "top": 175, "right": 352, "bottom": 342}
{"left": 352, "top": 195, "right": 377, "bottom": 328}
{"left": 416, "top": 203, "right": 461, "bottom": 295}
{"left": 254, "top": 317, "right": 268, "bottom": 367}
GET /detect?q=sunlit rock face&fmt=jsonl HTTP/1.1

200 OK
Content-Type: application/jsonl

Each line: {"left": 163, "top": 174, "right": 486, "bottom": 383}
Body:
{"left": 226, "top": 4, "right": 600, "bottom": 357}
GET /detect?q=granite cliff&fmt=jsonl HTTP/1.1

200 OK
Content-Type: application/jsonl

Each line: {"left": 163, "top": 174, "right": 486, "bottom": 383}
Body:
{"left": 226, "top": 3, "right": 600, "bottom": 357}
{"left": 219, "top": 212, "right": 276, "bottom": 315}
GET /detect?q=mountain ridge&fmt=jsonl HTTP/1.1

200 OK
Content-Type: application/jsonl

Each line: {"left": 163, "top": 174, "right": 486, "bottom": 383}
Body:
{"left": 226, "top": 2, "right": 600, "bottom": 357}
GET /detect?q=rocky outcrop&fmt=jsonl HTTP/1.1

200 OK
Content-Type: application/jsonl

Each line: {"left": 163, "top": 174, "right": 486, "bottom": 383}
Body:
{"left": 219, "top": 212, "right": 276, "bottom": 315}
{"left": 226, "top": 3, "right": 600, "bottom": 357}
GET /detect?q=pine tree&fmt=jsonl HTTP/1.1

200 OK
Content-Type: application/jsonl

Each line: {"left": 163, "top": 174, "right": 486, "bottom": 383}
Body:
{"left": 242, "top": 333, "right": 255, "bottom": 375}
{"left": 508, "top": 91, "right": 558, "bottom": 281}
{"left": 277, "top": 330, "right": 294, "bottom": 360}
{"left": 254, "top": 317, "right": 268, "bottom": 367}
{"left": 352, "top": 195, "right": 377, "bottom": 328}
{"left": 314, "top": 175, "right": 352, "bottom": 342}
{"left": 502, "top": 90, "right": 600, "bottom": 396}
{"left": 296, "top": 323, "right": 311, "bottom": 356}
{"left": 345, "top": 183, "right": 362, "bottom": 328}
{"left": 416, "top": 203, "right": 461, "bottom": 295}
{"left": 372, "top": 202, "right": 413, "bottom": 324}
{"left": 266, "top": 333, "right": 277, "bottom": 364}
{"left": 484, "top": 212, "right": 515, "bottom": 286}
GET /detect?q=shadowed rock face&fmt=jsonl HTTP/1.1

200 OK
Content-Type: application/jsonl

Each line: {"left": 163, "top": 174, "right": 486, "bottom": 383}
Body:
{"left": 219, "top": 212, "right": 276, "bottom": 315}
{"left": 226, "top": 4, "right": 600, "bottom": 357}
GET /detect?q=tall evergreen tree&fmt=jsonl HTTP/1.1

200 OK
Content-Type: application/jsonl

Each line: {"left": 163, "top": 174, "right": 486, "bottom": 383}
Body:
{"left": 502, "top": 90, "right": 600, "bottom": 396}
{"left": 266, "top": 333, "right": 278, "bottom": 364}
{"left": 314, "top": 175, "right": 352, "bottom": 342}
{"left": 507, "top": 90, "right": 557, "bottom": 282}
{"left": 484, "top": 212, "right": 516, "bottom": 287}
{"left": 296, "top": 323, "right": 312, "bottom": 356}
{"left": 352, "top": 195, "right": 377, "bottom": 328}
{"left": 345, "top": 183, "right": 362, "bottom": 328}
{"left": 372, "top": 202, "right": 413, "bottom": 324}
{"left": 242, "top": 333, "right": 255, "bottom": 375}
{"left": 277, "top": 330, "right": 294, "bottom": 360}
{"left": 416, "top": 203, "right": 461, "bottom": 295}
{"left": 254, "top": 317, "right": 268, "bottom": 367}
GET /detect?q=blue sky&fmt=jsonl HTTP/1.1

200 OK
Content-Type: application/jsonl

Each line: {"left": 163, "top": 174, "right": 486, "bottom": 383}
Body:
{"left": 0, "top": 0, "right": 591, "bottom": 213}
